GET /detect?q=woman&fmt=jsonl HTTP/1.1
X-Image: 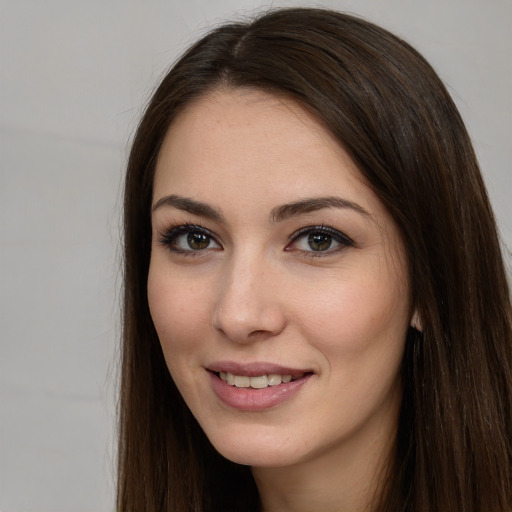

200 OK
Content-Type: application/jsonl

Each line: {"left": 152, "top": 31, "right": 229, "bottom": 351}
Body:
{"left": 118, "top": 8, "right": 512, "bottom": 512}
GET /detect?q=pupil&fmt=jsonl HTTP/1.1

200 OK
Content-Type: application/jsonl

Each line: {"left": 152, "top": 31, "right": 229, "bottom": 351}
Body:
{"left": 308, "top": 233, "right": 332, "bottom": 251}
{"left": 187, "top": 232, "right": 209, "bottom": 250}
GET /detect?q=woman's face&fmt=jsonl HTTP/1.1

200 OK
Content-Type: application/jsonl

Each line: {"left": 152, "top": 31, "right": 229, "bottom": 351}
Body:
{"left": 148, "top": 89, "right": 411, "bottom": 469}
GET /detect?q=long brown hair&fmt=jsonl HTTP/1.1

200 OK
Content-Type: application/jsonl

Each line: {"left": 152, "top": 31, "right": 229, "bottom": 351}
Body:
{"left": 118, "top": 8, "right": 512, "bottom": 511}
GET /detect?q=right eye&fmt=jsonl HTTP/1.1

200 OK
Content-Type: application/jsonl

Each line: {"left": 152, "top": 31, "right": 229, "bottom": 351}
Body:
{"left": 158, "top": 224, "right": 221, "bottom": 254}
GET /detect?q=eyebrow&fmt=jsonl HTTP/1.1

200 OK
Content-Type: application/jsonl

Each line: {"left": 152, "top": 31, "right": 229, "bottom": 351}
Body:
{"left": 270, "top": 196, "right": 371, "bottom": 222}
{"left": 152, "top": 194, "right": 225, "bottom": 222}
{"left": 152, "top": 194, "right": 370, "bottom": 223}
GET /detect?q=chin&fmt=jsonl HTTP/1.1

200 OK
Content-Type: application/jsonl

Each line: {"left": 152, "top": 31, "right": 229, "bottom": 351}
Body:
{"left": 204, "top": 427, "right": 308, "bottom": 468}
{"left": 217, "top": 446, "right": 293, "bottom": 468}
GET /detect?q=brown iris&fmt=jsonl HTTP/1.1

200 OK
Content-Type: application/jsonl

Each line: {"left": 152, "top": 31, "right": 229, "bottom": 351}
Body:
{"left": 187, "top": 232, "right": 210, "bottom": 250}
{"left": 308, "top": 233, "right": 332, "bottom": 251}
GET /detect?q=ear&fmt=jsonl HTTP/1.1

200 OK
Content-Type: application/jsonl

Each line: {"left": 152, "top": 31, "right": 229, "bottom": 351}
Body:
{"left": 411, "top": 309, "right": 423, "bottom": 332}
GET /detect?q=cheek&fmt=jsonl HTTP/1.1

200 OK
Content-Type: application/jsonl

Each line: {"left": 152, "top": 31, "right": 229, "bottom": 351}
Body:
{"left": 147, "top": 266, "right": 215, "bottom": 412}
{"left": 296, "top": 271, "right": 408, "bottom": 366}
{"left": 147, "top": 263, "right": 210, "bottom": 358}
{"left": 303, "top": 278, "right": 408, "bottom": 419}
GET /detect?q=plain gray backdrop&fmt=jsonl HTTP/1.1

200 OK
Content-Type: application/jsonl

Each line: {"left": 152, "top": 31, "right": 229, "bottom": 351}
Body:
{"left": 1, "top": 1, "right": 510, "bottom": 511}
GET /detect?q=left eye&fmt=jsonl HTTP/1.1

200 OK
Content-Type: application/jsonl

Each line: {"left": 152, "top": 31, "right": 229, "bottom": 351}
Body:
{"left": 289, "top": 226, "right": 353, "bottom": 254}
{"left": 159, "top": 224, "right": 221, "bottom": 254}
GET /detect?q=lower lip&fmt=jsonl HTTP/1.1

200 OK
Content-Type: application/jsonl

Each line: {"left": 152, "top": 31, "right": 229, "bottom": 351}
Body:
{"left": 208, "top": 372, "right": 312, "bottom": 411}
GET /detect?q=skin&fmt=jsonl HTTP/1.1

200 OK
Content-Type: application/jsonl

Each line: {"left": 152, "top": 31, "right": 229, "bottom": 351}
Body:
{"left": 148, "top": 88, "right": 412, "bottom": 512}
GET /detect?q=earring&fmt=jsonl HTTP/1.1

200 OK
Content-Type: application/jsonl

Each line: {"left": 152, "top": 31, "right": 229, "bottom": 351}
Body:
{"left": 411, "top": 310, "right": 423, "bottom": 332}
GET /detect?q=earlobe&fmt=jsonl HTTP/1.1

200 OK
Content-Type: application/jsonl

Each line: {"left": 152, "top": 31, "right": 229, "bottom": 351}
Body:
{"left": 411, "top": 310, "right": 423, "bottom": 332}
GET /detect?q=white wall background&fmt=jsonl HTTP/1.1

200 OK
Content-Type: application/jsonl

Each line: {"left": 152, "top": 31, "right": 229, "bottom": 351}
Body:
{"left": 0, "top": 1, "right": 510, "bottom": 511}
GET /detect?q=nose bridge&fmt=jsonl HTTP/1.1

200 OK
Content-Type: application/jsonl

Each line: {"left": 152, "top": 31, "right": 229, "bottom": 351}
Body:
{"left": 212, "top": 246, "right": 285, "bottom": 342}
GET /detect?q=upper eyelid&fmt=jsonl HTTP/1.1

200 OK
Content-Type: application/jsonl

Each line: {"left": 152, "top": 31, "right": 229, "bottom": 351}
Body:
{"left": 158, "top": 222, "right": 212, "bottom": 236}
{"left": 289, "top": 225, "right": 354, "bottom": 243}
{"left": 158, "top": 223, "right": 220, "bottom": 245}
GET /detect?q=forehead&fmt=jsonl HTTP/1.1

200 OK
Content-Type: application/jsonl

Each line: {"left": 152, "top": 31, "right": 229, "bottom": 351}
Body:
{"left": 161, "top": 88, "right": 344, "bottom": 156}
{"left": 153, "top": 88, "right": 365, "bottom": 201}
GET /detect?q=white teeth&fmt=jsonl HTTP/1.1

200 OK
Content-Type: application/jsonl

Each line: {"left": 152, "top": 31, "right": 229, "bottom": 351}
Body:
{"left": 234, "top": 375, "right": 250, "bottom": 387}
{"left": 250, "top": 375, "right": 268, "bottom": 389}
{"left": 220, "top": 372, "right": 297, "bottom": 388}
{"left": 267, "top": 374, "right": 282, "bottom": 386}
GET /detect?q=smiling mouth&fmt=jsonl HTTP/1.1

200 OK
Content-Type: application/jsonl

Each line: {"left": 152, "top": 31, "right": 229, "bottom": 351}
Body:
{"left": 217, "top": 371, "right": 307, "bottom": 389}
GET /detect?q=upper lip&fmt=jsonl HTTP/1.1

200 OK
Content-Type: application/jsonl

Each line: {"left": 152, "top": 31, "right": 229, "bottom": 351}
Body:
{"left": 206, "top": 361, "right": 312, "bottom": 378}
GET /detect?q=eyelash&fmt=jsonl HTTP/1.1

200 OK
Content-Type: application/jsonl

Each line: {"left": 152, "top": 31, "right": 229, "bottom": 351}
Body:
{"left": 157, "top": 223, "right": 354, "bottom": 257}
{"left": 287, "top": 225, "right": 354, "bottom": 257}
{"left": 158, "top": 223, "right": 219, "bottom": 256}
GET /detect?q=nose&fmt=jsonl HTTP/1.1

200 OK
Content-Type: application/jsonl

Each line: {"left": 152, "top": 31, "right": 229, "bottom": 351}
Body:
{"left": 212, "top": 253, "right": 286, "bottom": 344}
